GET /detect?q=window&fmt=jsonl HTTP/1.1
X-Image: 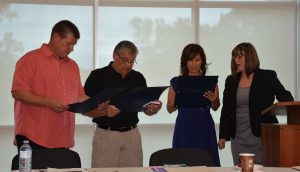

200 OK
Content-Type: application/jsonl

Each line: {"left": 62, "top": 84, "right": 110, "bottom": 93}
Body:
{"left": 0, "top": 0, "right": 298, "bottom": 125}
{"left": 0, "top": 2, "right": 93, "bottom": 125}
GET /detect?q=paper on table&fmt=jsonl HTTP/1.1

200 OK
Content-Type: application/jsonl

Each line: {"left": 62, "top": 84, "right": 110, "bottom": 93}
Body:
{"left": 149, "top": 167, "right": 168, "bottom": 172}
{"left": 46, "top": 168, "right": 87, "bottom": 172}
{"left": 165, "top": 166, "right": 214, "bottom": 172}
{"left": 86, "top": 167, "right": 153, "bottom": 172}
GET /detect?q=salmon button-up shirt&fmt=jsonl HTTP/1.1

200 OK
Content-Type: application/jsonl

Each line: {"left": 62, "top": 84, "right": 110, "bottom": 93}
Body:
{"left": 12, "top": 44, "right": 85, "bottom": 148}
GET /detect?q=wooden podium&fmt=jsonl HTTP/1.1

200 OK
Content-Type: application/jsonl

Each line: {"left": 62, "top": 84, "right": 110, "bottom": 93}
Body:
{"left": 261, "top": 101, "right": 300, "bottom": 167}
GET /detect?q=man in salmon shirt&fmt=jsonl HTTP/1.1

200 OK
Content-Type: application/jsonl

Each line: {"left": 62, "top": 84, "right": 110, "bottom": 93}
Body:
{"left": 11, "top": 20, "right": 120, "bottom": 150}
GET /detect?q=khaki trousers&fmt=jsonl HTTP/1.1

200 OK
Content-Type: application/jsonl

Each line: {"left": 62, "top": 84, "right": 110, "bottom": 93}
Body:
{"left": 91, "top": 127, "right": 143, "bottom": 167}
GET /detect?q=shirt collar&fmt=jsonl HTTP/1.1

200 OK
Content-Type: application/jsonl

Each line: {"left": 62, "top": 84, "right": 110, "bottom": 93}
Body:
{"left": 40, "top": 43, "right": 70, "bottom": 62}
{"left": 108, "top": 61, "right": 133, "bottom": 78}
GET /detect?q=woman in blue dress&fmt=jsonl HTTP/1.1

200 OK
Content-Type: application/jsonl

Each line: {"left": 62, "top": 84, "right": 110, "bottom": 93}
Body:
{"left": 167, "top": 44, "right": 221, "bottom": 166}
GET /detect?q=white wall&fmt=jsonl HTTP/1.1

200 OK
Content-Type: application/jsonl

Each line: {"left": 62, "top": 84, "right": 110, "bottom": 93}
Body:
{"left": 0, "top": 124, "right": 233, "bottom": 171}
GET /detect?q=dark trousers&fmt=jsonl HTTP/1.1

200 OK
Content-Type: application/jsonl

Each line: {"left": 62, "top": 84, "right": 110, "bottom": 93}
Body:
{"left": 15, "top": 134, "right": 46, "bottom": 151}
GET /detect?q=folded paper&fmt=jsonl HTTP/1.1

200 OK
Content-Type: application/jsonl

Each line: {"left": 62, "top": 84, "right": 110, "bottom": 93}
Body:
{"left": 175, "top": 76, "right": 218, "bottom": 108}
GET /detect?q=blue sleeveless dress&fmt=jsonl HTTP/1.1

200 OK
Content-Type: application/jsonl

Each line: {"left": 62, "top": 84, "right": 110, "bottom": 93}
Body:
{"left": 171, "top": 76, "right": 220, "bottom": 166}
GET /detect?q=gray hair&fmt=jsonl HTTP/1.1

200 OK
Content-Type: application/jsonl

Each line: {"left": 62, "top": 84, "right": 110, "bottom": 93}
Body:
{"left": 113, "top": 40, "right": 138, "bottom": 56}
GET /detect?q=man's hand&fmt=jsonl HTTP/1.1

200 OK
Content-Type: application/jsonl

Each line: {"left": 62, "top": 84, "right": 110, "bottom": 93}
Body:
{"left": 12, "top": 90, "right": 69, "bottom": 113}
{"left": 98, "top": 103, "right": 120, "bottom": 117}
{"left": 84, "top": 101, "right": 120, "bottom": 118}
{"left": 144, "top": 100, "right": 162, "bottom": 116}
{"left": 47, "top": 99, "right": 69, "bottom": 113}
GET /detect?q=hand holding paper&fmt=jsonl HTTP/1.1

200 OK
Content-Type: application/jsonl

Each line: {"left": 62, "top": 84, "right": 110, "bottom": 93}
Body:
{"left": 79, "top": 101, "right": 120, "bottom": 118}
{"left": 143, "top": 100, "right": 162, "bottom": 116}
{"left": 104, "top": 105, "right": 120, "bottom": 117}
{"left": 203, "top": 91, "right": 216, "bottom": 102}
{"left": 143, "top": 101, "right": 161, "bottom": 108}
{"left": 68, "top": 88, "right": 125, "bottom": 114}
{"left": 175, "top": 76, "right": 218, "bottom": 108}
{"left": 68, "top": 87, "right": 168, "bottom": 113}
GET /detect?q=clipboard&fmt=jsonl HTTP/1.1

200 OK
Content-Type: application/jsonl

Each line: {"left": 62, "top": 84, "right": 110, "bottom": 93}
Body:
{"left": 68, "top": 86, "right": 168, "bottom": 113}
{"left": 174, "top": 76, "right": 218, "bottom": 108}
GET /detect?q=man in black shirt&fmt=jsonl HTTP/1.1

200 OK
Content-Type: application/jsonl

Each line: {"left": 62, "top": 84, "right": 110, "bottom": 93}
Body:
{"left": 84, "top": 40, "right": 162, "bottom": 167}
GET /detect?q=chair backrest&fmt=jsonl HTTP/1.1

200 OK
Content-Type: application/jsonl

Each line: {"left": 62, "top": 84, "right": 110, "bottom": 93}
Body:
{"left": 149, "top": 148, "right": 215, "bottom": 167}
{"left": 11, "top": 148, "right": 81, "bottom": 170}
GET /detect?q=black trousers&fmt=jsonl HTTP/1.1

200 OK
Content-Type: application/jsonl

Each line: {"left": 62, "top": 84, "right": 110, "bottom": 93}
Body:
{"left": 15, "top": 134, "right": 46, "bottom": 151}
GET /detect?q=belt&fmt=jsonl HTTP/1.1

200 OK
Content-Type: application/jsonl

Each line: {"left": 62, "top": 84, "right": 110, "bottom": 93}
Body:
{"left": 97, "top": 124, "right": 137, "bottom": 132}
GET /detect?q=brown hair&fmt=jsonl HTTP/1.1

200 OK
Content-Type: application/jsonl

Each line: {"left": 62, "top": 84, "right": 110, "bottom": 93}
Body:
{"left": 180, "top": 44, "right": 207, "bottom": 76}
{"left": 231, "top": 42, "right": 260, "bottom": 77}
{"left": 51, "top": 20, "right": 80, "bottom": 40}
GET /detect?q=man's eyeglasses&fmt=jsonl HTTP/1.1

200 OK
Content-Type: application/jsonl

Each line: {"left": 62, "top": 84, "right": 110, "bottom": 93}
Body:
{"left": 116, "top": 54, "right": 137, "bottom": 66}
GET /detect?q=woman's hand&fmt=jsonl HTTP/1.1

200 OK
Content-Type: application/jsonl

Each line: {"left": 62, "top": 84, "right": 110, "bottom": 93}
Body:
{"left": 204, "top": 85, "right": 220, "bottom": 111}
{"left": 204, "top": 91, "right": 220, "bottom": 111}
{"left": 203, "top": 90, "right": 218, "bottom": 102}
{"left": 218, "top": 138, "right": 226, "bottom": 150}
